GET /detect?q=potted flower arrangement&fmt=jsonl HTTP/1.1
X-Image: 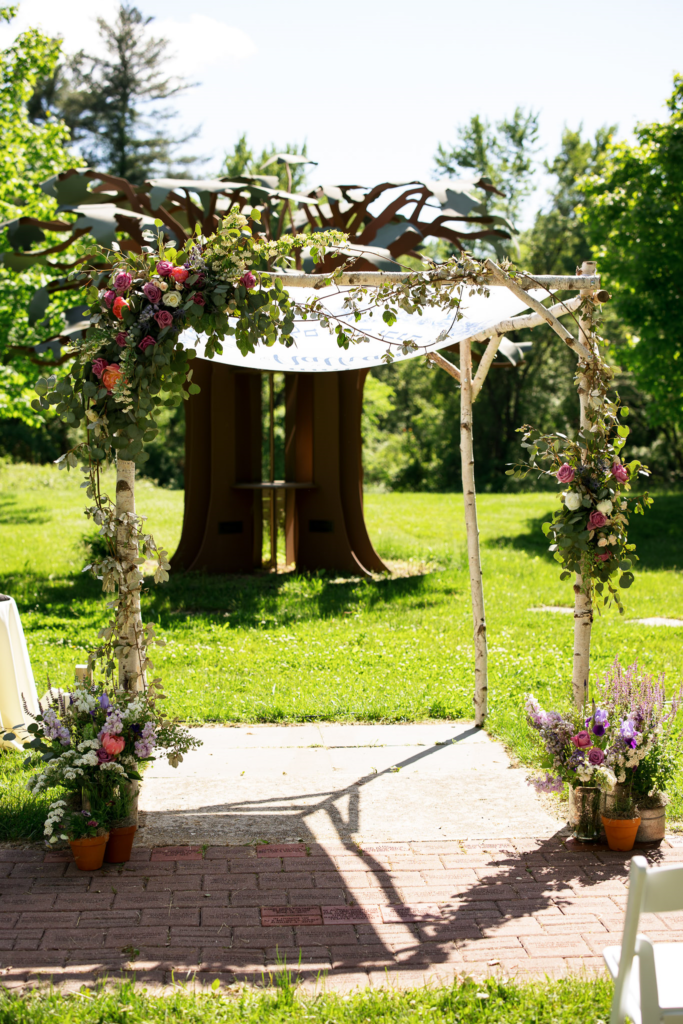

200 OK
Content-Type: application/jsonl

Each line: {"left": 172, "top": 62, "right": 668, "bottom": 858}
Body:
{"left": 25, "top": 682, "right": 199, "bottom": 864}
{"left": 631, "top": 745, "right": 676, "bottom": 842}
{"left": 45, "top": 804, "right": 109, "bottom": 871}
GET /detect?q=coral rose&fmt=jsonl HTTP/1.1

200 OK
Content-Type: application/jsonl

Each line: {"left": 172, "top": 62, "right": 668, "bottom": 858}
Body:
{"left": 115, "top": 332, "right": 127, "bottom": 347}
{"left": 611, "top": 462, "right": 628, "bottom": 483}
{"left": 102, "top": 364, "right": 124, "bottom": 393}
{"left": 588, "top": 747, "right": 605, "bottom": 765}
{"left": 155, "top": 310, "right": 173, "bottom": 328}
{"left": 588, "top": 510, "right": 608, "bottom": 529}
{"left": 571, "top": 731, "right": 591, "bottom": 749}
{"left": 114, "top": 271, "right": 132, "bottom": 291}
{"left": 156, "top": 260, "right": 174, "bottom": 276}
{"left": 192, "top": 293, "right": 206, "bottom": 306}
{"left": 112, "top": 297, "right": 129, "bottom": 320}
{"left": 171, "top": 267, "right": 189, "bottom": 284}
{"left": 143, "top": 283, "right": 162, "bottom": 303}
{"left": 239, "top": 271, "right": 257, "bottom": 289}
{"left": 138, "top": 335, "right": 156, "bottom": 351}
{"left": 91, "top": 357, "right": 108, "bottom": 379}
{"left": 100, "top": 733, "right": 125, "bottom": 756}
{"left": 556, "top": 464, "right": 575, "bottom": 484}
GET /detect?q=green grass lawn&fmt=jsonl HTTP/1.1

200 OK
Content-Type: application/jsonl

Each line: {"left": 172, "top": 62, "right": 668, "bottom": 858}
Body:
{"left": 2, "top": 460, "right": 683, "bottom": 829}
{"left": 0, "top": 976, "right": 613, "bottom": 1023}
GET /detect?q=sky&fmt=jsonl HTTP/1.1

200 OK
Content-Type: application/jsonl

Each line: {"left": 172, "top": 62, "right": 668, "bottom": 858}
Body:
{"left": 2, "top": 0, "right": 682, "bottom": 226}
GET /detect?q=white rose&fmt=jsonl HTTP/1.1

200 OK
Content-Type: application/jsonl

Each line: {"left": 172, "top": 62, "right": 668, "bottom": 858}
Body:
{"left": 608, "top": 533, "right": 617, "bottom": 544}
{"left": 597, "top": 499, "right": 613, "bottom": 515}
{"left": 597, "top": 537, "right": 608, "bottom": 547}
{"left": 162, "top": 291, "right": 181, "bottom": 308}
{"left": 565, "top": 492, "right": 581, "bottom": 511}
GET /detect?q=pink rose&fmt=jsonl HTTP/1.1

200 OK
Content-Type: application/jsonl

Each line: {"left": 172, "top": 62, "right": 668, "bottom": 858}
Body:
{"left": 611, "top": 462, "right": 628, "bottom": 483}
{"left": 138, "top": 335, "right": 156, "bottom": 351}
{"left": 556, "top": 464, "right": 575, "bottom": 484}
{"left": 113, "top": 297, "right": 129, "bottom": 320}
{"left": 240, "top": 271, "right": 257, "bottom": 289}
{"left": 192, "top": 293, "right": 206, "bottom": 306}
{"left": 143, "top": 283, "right": 162, "bottom": 303}
{"left": 588, "top": 510, "right": 608, "bottom": 530}
{"left": 114, "top": 271, "right": 132, "bottom": 291}
{"left": 103, "top": 290, "right": 115, "bottom": 308}
{"left": 595, "top": 552, "right": 610, "bottom": 562}
{"left": 588, "top": 747, "right": 605, "bottom": 765}
{"left": 571, "top": 731, "right": 591, "bottom": 749}
{"left": 156, "top": 260, "right": 174, "bottom": 277}
{"left": 171, "top": 267, "right": 189, "bottom": 284}
{"left": 91, "top": 357, "right": 108, "bottom": 379}
{"left": 155, "top": 310, "right": 173, "bottom": 328}
{"left": 115, "top": 332, "right": 127, "bottom": 347}
{"left": 102, "top": 364, "right": 124, "bottom": 393}
{"left": 100, "top": 733, "right": 125, "bottom": 756}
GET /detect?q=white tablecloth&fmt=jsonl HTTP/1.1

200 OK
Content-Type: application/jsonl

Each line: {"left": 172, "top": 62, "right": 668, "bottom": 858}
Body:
{"left": 0, "top": 596, "right": 39, "bottom": 747}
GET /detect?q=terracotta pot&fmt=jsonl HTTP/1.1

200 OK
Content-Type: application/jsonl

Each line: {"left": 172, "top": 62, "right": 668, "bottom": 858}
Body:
{"left": 105, "top": 825, "right": 137, "bottom": 863}
{"left": 602, "top": 815, "right": 641, "bottom": 852}
{"left": 69, "top": 833, "right": 109, "bottom": 871}
{"left": 636, "top": 807, "right": 666, "bottom": 843}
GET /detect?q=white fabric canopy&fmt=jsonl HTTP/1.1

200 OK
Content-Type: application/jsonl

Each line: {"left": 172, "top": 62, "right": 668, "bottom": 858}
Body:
{"left": 180, "top": 286, "right": 542, "bottom": 373}
{"left": 0, "top": 596, "right": 39, "bottom": 749}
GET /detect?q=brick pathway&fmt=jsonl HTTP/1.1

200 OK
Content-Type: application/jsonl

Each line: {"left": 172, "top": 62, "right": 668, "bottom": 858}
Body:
{"left": 1, "top": 835, "right": 682, "bottom": 993}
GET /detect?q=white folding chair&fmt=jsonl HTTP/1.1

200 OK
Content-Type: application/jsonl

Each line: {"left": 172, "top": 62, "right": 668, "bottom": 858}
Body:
{"left": 605, "top": 854, "right": 683, "bottom": 1024}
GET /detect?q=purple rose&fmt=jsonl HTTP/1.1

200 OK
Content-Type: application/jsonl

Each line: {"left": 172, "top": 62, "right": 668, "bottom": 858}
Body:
{"left": 138, "top": 335, "right": 156, "bottom": 351}
{"left": 156, "top": 260, "right": 174, "bottom": 277}
{"left": 588, "top": 510, "right": 608, "bottom": 530}
{"left": 114, "top": 272, "right": 132, "bottom": 291}
{"left": 571, "top": 730, "right": 591, "bottom": 749}
{"left": 239, "top": 271, "right": 257, "bottom": 289}
{"left": 192, "top": 293, "right": 206, "bottom": 306}
{"left": 556, "top": 464, "right": 575, "bottom": 484}
{"left": 588, "top": 747, "right": 605, "bottom": 765}
{"left": 595, "top": 552, "right": 610, "bottom": 562}
{"left": 115, "top": 332, "right": 127, "bottom": 347}
{"left": 103, "top": 290, "right": 115, "bottom": 308}
{"left": 91, "top": 357, "right": 108, "bottom": 379}
{"left": 154, "top": 310, "right": 173, "bottom": 328}
{"left": 143, "top": 282, "right": 162, "bottom": 303}
{"left": 194, "top": 272, "right": 206, "bottom": 287}
{"left": 611, "top": 462, "right": 628, "bottom": 483}
{"left": 96, "top": 748, "right": 113, "bottom": 763}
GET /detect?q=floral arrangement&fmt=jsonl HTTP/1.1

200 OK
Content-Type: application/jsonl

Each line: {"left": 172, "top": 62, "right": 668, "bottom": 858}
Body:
{"left": 24, "top": 684, "right": 199, "bottom": 843}
{"left": 525, "top": 660, "right": 682, "bottom": 797}
{"left": 45, "top": 804, "right": 107, "bottom": 842}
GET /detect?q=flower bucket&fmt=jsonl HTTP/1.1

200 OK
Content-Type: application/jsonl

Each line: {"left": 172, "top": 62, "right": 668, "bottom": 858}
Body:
{"left": 570, "top": 785, "right": 602, "bottom": 842}
{"left": 602, "top": 816, "right": 641, "bottom": 852}
{"left": 69, "top": 833, "right": 109, "bottom": 871}
{"left": 105, "top": 825, "right": 137, "bottom": 863}
{"left": 636, "top": 807, "right": 666, "bottom": 843}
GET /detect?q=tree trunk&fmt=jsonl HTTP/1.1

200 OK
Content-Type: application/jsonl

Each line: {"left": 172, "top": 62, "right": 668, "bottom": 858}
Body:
{"left": 572, "top": 261, "right": 598, "bottom": 709}
{"left": 116, "top": 459, "right": 144, "bottom": 692}
{"left": 460, "top": 336, "right": 488, "bottom": 726}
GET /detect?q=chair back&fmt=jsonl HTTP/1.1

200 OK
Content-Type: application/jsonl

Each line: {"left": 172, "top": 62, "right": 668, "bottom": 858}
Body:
{"left": 641, "top": 858, "right": 683, "bottom": 914}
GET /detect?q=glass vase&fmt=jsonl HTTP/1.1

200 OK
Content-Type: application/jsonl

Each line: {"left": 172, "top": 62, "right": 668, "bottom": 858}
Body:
{"left": 569, "top": 785, "right": 601, "bottom": 842}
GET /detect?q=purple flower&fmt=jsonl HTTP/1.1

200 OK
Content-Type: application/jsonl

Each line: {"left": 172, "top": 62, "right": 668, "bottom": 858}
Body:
{"left": 143, "top": 283, "right": 162, "bottom": 303}
{"left": 96, "top": 748, "right": 113, "bottom": 763}
{"left": 571, "top": 730, "right": 591, "bottom": 749}
{"left": 156, "top": 260, "right": 174, "bottom": 277}
{"left": 91, "top": 357, "right": 108, "bottom": 380}
{"left": 155, "top": 310, "right": 173, "bottom": 329}
{"left": 103, "top": 290, "right": 115, "bottom": 308}
{"left": 591, "top": 707, "right": 609, "bottom": 736}
{"left": 98, "top": 693, "right": 111, "bottom": 711}
{"left": 556, "top": 464, "right": 575, "bottom": 484}
{"left": 588, "top": 747, "right": 605, "bottom": 765}
{"left": 192, "top": 293, "right": 206, "bottom": 306}
{"left": 588, "top": 510, "right": 609, "bottom": 529}
{"left": 138, "top": 335, "right": 156, "bottom": 351}
{"left": 620, "top": 719, "right": 638, "bottom": 749}
{"left": 115, "top": 332, "right": 127, "bottom": 347}
{"left": 114, "top": 272, "right": 132, "bottom": 291}
{"left": 239, "top": 271, "right": 257, "bottom": 289}
{"left": 611, "top": 463, "right": 628, "bottom": 483}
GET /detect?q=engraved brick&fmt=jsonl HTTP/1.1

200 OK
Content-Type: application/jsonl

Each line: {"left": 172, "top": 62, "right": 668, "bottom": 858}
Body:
{"left": 294, "top": 925, "right": 358, "bottom": 945}
{"left": 322, "top": 906, "right": 381, "bottom": 925}
{"left": 258, "top": 872, "right": 313, "bottom": 889}
{"left": 256, "top": 845, "right": 306, "bottom": 858}
{"left": 202, "top": 908, "right": 260, "bottom": 927}
{"left": 141, "top": 908, "right": 200, "bottom": 927}
{"left": 360, "top": 844, "right": 410, "bottom": 855}
{"left": 18, "top": 912, "right": 79, "bottom": 929}
{"left": 169, "top": 928, "right": 231, "bottom": 948}
{"left": 381, "top": 904, "right": 442, "bottom": 923}
{"left": 151, "top": 846, "right": 202, "bottom": 862}
{"left": 233, "top": 926, "right": 292, "bottom": 948}
{"left": 261, "top": 907, "right": 322, "bottom": 927}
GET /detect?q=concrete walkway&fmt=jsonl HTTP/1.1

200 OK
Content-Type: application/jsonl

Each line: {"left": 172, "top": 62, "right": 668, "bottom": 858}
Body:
{"left": 137, "top": 723, "right": 560, "bottom": 847}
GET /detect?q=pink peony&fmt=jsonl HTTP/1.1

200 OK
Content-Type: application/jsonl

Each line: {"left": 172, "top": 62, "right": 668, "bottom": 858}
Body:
{"left": 138, "top": 335, "right": 156, "bottom": 351}
{"left": 571, "top": 731, "right": 592, "bottom": 749}
{"left": 114, "top": 271, "right": 132, "bottom": 291}
{"left": 115, "top": 332, "right": 127, "bottom": 347}
{"left": 103, "top": 290, "right": 115, "bottom": 308}
{"left": 588, "top": 510, "right": 608, "bottom": 530}
{"left": 91, "top": 357, "right": 108, "bottom": 379}
{"left": 171, "top": 267, "right": 189, "bottom": 284}
{"left": 611, "top": 462, "right": 628, "bottom": 483}
{"left": 556, "top": 463, "right": 575, "bottom": 484}
{"left": 113, "top": 297, "right": 129, "bottom": 320}
{"left": 595, "top": 552, "right": 610, "bottom": 562}
{"left": 155, "top": 309, "right": 173, "bottom": 328}
{"left": 156, "top": 260, "right": 174, "bottom": 277}
{"left": 192, "top": 293, "right": 206, "bottom": 306}
{"left": 143, "top": 283, "right": 162, "bottom": 303}
{"left": 588, "top": 747, "right": 605, "bottom": 765}
{"left": 101, "top": 733, "right": 125, "bottom": 756}
{"left": 102, "top": 364, "right": 124, "bottom": 393}
{"left": 240, "top": 271, "right": 257, "bottom": 289}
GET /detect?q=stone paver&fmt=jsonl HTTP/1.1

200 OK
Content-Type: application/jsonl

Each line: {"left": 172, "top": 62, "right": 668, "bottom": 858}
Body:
{"left": 0, "top": 835, "right": 680, "bottom": 992}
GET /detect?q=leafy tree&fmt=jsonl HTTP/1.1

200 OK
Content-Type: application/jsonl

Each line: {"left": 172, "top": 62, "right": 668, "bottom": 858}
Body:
{"left": 222, "top": 135, "right": 312, "bottom": 194}
{"left": 48, "top": 4, "right": 198, "bottom": 184}
{"left": 580, "top": 75, "right": 683, "bottom": 448}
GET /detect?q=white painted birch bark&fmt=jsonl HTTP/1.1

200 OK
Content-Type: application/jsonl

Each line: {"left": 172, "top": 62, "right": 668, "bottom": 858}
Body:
{"left": 116, "top": 459, "right": 144, "bottom": 692}
{"left": 460, "top": 336, "right": 488, "bottom": 725}
{"left": 572, "top": 261, "right": 598, "bottom": 708}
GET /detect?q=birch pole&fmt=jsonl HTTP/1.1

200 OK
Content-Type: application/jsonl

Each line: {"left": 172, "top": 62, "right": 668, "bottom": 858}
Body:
{"left": 572, "top": 261, "right": 599, "bottom": 708}
{"left": 116, "top": 459, "right": 145, "bottom": 692}
{"left": 460, "top": 336, "right": 488, "bottom": 725}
